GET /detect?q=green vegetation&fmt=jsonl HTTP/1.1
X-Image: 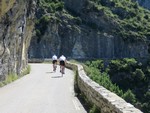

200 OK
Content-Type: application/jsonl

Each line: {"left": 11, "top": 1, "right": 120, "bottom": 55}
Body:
{"left": 84, "top": 0, "right": 150, "bottom": 42}
{"left": 0, "top": 73, "right": 18, "bottom": 87}
{"left": 35, "top": 0, "right": 64, "bottom": 40}
{"left": 38, "top": 0, "right": 64, "bottom": 13}
{"left": 84, "top": 59, "right": 150, "bottom": 113}
{"left": 20, "top": 65, "right": 31, "bottom": 76}
{"left": 0, "top": 65, "right": 31, "bottom": 87}
{"left": 90, "top": 105, "right": 100, "bottom": 113}
{"left": 66, "top": 61, "right": 101, "bottom": 113}
{"left": 35, "top": 0, "right": 150, "bottom": 42}
{"left": 84, "top": 60, "right": 124, "bottom": 97}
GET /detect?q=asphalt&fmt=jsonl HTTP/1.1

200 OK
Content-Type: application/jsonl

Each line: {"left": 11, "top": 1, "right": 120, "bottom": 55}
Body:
{"left": 0, "top": 63, "right": 87, "bottom": 113}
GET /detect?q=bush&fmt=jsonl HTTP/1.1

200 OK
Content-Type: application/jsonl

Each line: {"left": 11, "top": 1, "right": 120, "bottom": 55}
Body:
{"left": 85, "top": 58, "right": 150, "bottom": 112}
{"left": 133, "top": 68, "right": 145, "bottom": 81}
{"left": 123, "top": 89, "right": 136, "bottom": 104}
{"left": 85, "top": 60, "right": 104, "bottom": 71}
{"left": 84, "top": 62, "right": 124, "bottom": 98}
{"left": 90, "top": 105, "right": 100, "bottom": 113}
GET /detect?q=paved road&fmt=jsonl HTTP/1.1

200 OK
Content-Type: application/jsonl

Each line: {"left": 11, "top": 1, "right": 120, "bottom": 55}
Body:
{"left": 0, "top": 63, "right": 87, "bottom": 113}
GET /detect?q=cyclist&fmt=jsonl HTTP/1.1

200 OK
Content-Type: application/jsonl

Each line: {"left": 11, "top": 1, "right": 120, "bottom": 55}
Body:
{"left": 52, "top": 55, "right": 57, "bottom": 72}
{"left": 59, "top": 55, "right": 66, "bottom": 75}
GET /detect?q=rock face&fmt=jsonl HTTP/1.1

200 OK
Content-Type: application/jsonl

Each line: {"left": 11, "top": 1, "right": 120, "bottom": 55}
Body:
{"left": 28, "top": 0, "right": 149, "bottom": 59}
{"left": 137, "top": 0, "right": 150, "bottom": 10}
{"left": 29, "top": 20, "right": 148, "bottom": 59}
{"left": 0, "top": 0, "right": 36, "bottom": 81}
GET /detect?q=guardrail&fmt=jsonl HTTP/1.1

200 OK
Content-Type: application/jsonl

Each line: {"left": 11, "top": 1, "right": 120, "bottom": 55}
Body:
{"left": 66, "top": 62, "right": 143, "bottom": 113}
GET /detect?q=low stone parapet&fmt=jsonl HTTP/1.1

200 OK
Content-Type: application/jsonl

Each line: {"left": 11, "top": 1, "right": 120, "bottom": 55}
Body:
{"left": 66, "top": 62, "right": 143, "bottom": 113}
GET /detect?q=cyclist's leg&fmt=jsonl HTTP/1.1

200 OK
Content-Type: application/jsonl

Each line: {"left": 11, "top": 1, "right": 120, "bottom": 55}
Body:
{"left": 53, "top": 64, "right": 55, "bottom": 71}
{"left": 61, "top": 66, "right": 65, "bottom": 74}
{"left": 53, "top": 63, "right": 56, "bottom": 72}
{"left": 61, "top": 66, "right": 63, "bottom": 73}
{"left": 60, "top": 65, "right": 62, "bottom": 72}
{"left": 55, "top": 62, "right": 57, "bottom": 70}
{"left": 53, "top": 60, "right": 57, "bottom": 72}
{"left": 52, "top": 60, "right": 55, "bottom": 71}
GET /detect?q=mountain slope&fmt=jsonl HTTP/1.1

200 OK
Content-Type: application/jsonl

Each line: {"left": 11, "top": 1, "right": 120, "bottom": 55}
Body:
{"left": 29, "top": 0, "right": 150, "bottom": 59}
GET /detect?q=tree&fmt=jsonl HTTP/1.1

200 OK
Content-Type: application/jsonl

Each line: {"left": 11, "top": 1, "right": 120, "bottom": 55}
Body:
{"left": 123, "top": 89, "right": 136, "bottom": 104}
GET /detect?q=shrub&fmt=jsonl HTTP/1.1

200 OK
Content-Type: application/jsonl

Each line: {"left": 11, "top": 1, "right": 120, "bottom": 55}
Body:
{"left": 133, "top": 68, "right": 145, "bottom": 81}
{"left": 90, "top": 105, "right": 100, "bottom": 113}
{"left": 123, "top": 89, "right": 136, "bottom": 104}
{"left": 84, "top": 58, "right": 149, "bottom": 112}
{"left": 84, "top": 62, "right": 124, "bottom": 98}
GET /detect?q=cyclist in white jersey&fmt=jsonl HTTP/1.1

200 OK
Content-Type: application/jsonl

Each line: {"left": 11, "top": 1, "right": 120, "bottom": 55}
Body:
{"left": 59, "top": 55, "right": 66, "bottom": 75}
{"left": 52, "top": 55, "right": 57, "bottom": 72}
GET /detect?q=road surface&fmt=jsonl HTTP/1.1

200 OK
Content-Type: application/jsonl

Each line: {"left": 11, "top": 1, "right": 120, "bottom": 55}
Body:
{"left": 0, "top": 63, "right": 87, "bottom": 113}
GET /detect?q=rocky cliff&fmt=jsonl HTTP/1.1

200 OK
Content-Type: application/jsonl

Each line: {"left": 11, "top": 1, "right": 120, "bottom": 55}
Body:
{"left": 0, "top": 0, "right": 36, "bottom": 81}
{"left": 28, "top": 0, "right": 150, "bottom": 59}
{"left": 137, "top": 0, "right": 150, "bottom": 10}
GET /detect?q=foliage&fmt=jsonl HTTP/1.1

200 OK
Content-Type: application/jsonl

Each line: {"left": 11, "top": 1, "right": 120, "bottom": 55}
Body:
{"left": 142, "top": 91, "right": 150, "bottom": 113}
{"left": 35, "top": 0, "right": 150, "bottom": 42}
{"left": 90, "top": 105, "right": 100, "bottom": 113}
{"left": 20, "top": 65, "right": 31, "bottom": 76}
{"left": 0, "top": 73, "right": 18, "bottom": 87}
{"left": 35, "top": 0, "right": 64, "bottom": 38}
{"left": 35, "top": 15, "right": 51, "bottom": 38}
{"left": 39, "top": 0, "right": 64, "bottom": 13}
{"left": 5, "top": 73, "right": 18, "bottom": 83}
{"left": 0, "top": 65, "right": 31, "bottom": 87}
{"left": 87, "top": 0, "right": 150, "bottom": 42}
{"left": 84, "top": 59, "right": 150, "bottom": 113}
{"left": 85, "top": 60, "right": 104, "bottom": 72}
{"left": 123, "top": 89, "right": 136, "bottom": 104}
{"left": 84, "top": 60, "right": 124, "bottom": 97}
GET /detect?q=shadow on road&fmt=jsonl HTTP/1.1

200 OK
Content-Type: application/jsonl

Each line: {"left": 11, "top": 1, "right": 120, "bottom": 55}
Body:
{"left": 51, "top": 76, "right": 63, "bottom": 78}
{"left": 46, "top": 72, "right": 54, "bottom": 73}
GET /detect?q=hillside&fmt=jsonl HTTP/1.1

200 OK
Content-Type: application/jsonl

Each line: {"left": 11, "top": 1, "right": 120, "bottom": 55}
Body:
{"left": 64, "top": 0, "right": 150, "bottom": 41}
{"left": 29, "top": 0, "right": 150, "bottom": 59}
{"left": 137, "top": 0, "right": 150, "bottom": 10}
{"left": 84, "top": 58, "right": 150, "bottom": 113}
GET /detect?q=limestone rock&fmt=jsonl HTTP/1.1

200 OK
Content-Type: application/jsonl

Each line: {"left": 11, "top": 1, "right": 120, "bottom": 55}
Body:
{"left": 0, "top": 0, "right": 36, "bottom": 81}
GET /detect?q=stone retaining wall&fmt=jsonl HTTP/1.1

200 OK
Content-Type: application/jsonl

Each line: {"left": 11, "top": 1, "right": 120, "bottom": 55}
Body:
{"left": 66, "top": 63, "right": 143, "bottom": 113}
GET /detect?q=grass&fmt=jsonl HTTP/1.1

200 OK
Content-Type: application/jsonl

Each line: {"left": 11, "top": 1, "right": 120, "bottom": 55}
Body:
{"left": 0, "top": 73, "right": 18, "bottom": 87}
{"left": 0, "top": 65, "right": 31, "bottom": 87}
{"left": 20, "top": 65, "right": 31, "bottom": 76}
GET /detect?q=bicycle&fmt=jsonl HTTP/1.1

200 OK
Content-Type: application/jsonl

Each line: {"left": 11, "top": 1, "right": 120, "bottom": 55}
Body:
{"left": 53, "top": 63, "right": 57, "bottom": 72}
{"left": 60, "top": 65, "right": 65, "bottom": 76}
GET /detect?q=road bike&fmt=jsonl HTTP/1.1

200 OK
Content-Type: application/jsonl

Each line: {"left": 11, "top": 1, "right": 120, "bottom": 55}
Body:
{"left": 60, "top": 65, "right": 65, "bottom": 76}
{"left": 53, "top": 63, "right": 57, "bottom": 72}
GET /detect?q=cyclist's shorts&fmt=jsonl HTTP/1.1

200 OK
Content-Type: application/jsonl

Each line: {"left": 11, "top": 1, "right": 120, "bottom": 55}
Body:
{"left": 60, "top": 61, "right": 65, "bottom": 66}
{"left": 52, "top": 60, "right": 57, "bottom": 64}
